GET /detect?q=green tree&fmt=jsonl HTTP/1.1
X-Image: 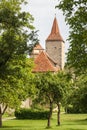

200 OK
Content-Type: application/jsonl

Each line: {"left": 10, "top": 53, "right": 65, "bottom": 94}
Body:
{"left": 34, "top": 71, "right": 71, "bottom": 127}
{"left": 53, "top": 71, "right": 72, "bottom": 126}
{"left": 0, "top": 0, "right": 34, "bottom": 68}
{"left": 67, "top": 74, "right": 87, "bottom": 113}
{"left": 0, "top": 0, "right": 35, "bottom": 127}
{"left": 56, "top": 0, "right": 87, "bottom": 74}
{"left": 0, "top": 57, "right": 34, "bottom": 127}
{"left": 35, "top": 72, "right": 54, "bottom": 128}
{"left": 28, "top": 30, "right": 39, "bottom": 55}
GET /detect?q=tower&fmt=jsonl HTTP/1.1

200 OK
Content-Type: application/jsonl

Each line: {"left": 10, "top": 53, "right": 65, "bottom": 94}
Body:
{"left": 45, "top": 17, "right": 65, "bottom": 70}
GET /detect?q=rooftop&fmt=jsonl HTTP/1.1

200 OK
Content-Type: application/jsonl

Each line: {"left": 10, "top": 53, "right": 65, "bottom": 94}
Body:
{"left": 34, "top": 43, "right": 44, "bottom": 50}
{"left": 46, "top": 17, "right": 64, "bottom": 42}
{"left": 32, "top": 51, "right": 60, "bottom": 73}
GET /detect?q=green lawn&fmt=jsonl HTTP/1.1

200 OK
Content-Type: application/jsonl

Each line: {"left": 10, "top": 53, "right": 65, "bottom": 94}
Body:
{"left": 1, "top": 113, "right": 87, "bottom": 130}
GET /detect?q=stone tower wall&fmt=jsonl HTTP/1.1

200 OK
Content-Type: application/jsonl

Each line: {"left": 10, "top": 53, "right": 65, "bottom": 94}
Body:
{"left": 46, "top": 41, "right": 65, "bottom": 70}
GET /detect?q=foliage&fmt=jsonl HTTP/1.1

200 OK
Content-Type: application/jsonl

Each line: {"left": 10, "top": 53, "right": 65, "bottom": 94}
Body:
{"left": 28, "top": 30, "right": 39, "bottom": 55}
{"left": 15, "top": 108, "right": 49, "bottom": 120}
{"left": 0, "top": 0, "right": 36, "bottom": 127}
{"left": 54, "top": 71, "right": 72, "bottom": 105}
{"left": 66, "top": 74, "right": 87, "bottom": 113}
{"left": 34, "top": 71, "right": 71, "bottom": 105}
{"left": 56, "top": 0, "right": 87, "bottom": 74}
{"left": 0, "top": 57, "right": 34, "bottom": 112}
{"left": 0, "top": 0, "right": 34, "bottom": 68}
{"left": 34, "top": 71, "right": 72, "bottom": 127}
{"left": 0, "top": 0, "right": 34, "bottom": 107}
{"left": 67, "top": 105, "right": 80, "bottom": 114}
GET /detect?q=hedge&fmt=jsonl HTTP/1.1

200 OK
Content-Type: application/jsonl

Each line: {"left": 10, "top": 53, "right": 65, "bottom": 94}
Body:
{"left": 15, "top": 108, "right": 49, "bottom": 119}
{"left": 67, "top": 105, "right": 81, "bottom": 114}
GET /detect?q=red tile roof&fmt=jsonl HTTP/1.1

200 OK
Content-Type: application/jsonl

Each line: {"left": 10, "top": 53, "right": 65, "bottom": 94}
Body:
{"left": 30, "top": 43, "right": 44, "bottom": 58}
{"left": 34, "top": 43, "right": 44, "bottom": 50}
{"left": 46, "top": 17, "right": 64, "bottom": 42}
{"left": 32, "top": 51, "right": 60, "bottom": 73}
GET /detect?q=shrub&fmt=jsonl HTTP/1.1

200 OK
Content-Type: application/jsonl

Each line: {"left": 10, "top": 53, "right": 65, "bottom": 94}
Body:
{"left": 67, "top": 105, "right": 81, "bottom": 114}
{"left": 15, "top": 108, "right": 49, "bottom": 119}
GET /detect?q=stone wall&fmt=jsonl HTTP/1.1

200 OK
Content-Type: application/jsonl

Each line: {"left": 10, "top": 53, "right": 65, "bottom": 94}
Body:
{"left": 46, "top": 41, "right": 65, "bottom": 70}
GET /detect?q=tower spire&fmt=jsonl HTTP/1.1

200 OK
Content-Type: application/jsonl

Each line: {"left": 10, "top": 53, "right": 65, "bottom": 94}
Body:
{"left": 46, "top": 17, "right": 64, "bottom": 42}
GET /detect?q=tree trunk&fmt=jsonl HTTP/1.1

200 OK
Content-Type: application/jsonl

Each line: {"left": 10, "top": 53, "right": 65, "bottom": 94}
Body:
{"left": 0, "top": 106, "right": 2, "bottom": 128}
{"left": 0, "top": 104, "right": 7, "bottom": 128}
{"left": 47, "top": 101, "right": 53, "bottom": 128}
{"left": 57, "top": 103, "right": 60, "bottom": 126}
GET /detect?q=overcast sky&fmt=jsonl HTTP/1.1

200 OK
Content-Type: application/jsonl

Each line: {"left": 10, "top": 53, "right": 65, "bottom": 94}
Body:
{"left": 23, "top": 0, "right": 70, "bottom": 53}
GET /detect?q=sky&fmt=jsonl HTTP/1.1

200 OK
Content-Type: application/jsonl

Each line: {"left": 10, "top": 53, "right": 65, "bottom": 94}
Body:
{"left": 23, "top": 0, "right": 70, "bottom": 53}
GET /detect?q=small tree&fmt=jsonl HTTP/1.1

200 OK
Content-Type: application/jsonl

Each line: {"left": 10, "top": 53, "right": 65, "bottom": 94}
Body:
{"left": 35, "top": 72, "right": 54, "bottom": 128}
{"left": 53, "top": 71, "right": 72, "bottom": 125}
{"left": 34, "top": 71, "right": 72, "bottom": 127}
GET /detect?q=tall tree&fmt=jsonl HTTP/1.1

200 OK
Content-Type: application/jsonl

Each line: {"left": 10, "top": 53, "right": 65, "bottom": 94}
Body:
{"left": 0, "top": 0, "right": 35, "bottom": 127}
{"left": 56, "top": 0, "right": 87, "bottom": 74}
{"left": 0, "top": 0, "right": 34, "bottom": 68}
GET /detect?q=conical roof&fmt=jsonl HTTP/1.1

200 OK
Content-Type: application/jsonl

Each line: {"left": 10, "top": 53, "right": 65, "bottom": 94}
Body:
{"left": 32, "top": 51, "right": 60, "bottom": 73}
{"left": 46, "top": 17, "right": 64, "bottom": 42}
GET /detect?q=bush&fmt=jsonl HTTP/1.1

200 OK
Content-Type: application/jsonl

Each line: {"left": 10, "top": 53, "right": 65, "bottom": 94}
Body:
{"left": 67, "top": 105, "right": 81, "bottom": 114}
{"left": 15, "top": 108, "right": 49, "bottom": 119}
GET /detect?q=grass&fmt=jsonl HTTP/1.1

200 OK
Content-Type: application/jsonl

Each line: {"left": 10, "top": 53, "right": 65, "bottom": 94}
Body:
{"left": 1, "top": 113, "right": 87, "bottom": 130}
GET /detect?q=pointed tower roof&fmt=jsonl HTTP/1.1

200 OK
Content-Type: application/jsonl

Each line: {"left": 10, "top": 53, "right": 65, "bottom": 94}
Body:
{"left": 32, "top": 51, "right": 60, "bottom": 73}
{"left": 34, "top": 43, "right": 44, "bottom": 50}
{"left": 46, "top": 17, "right": 64, "bottom": 42}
